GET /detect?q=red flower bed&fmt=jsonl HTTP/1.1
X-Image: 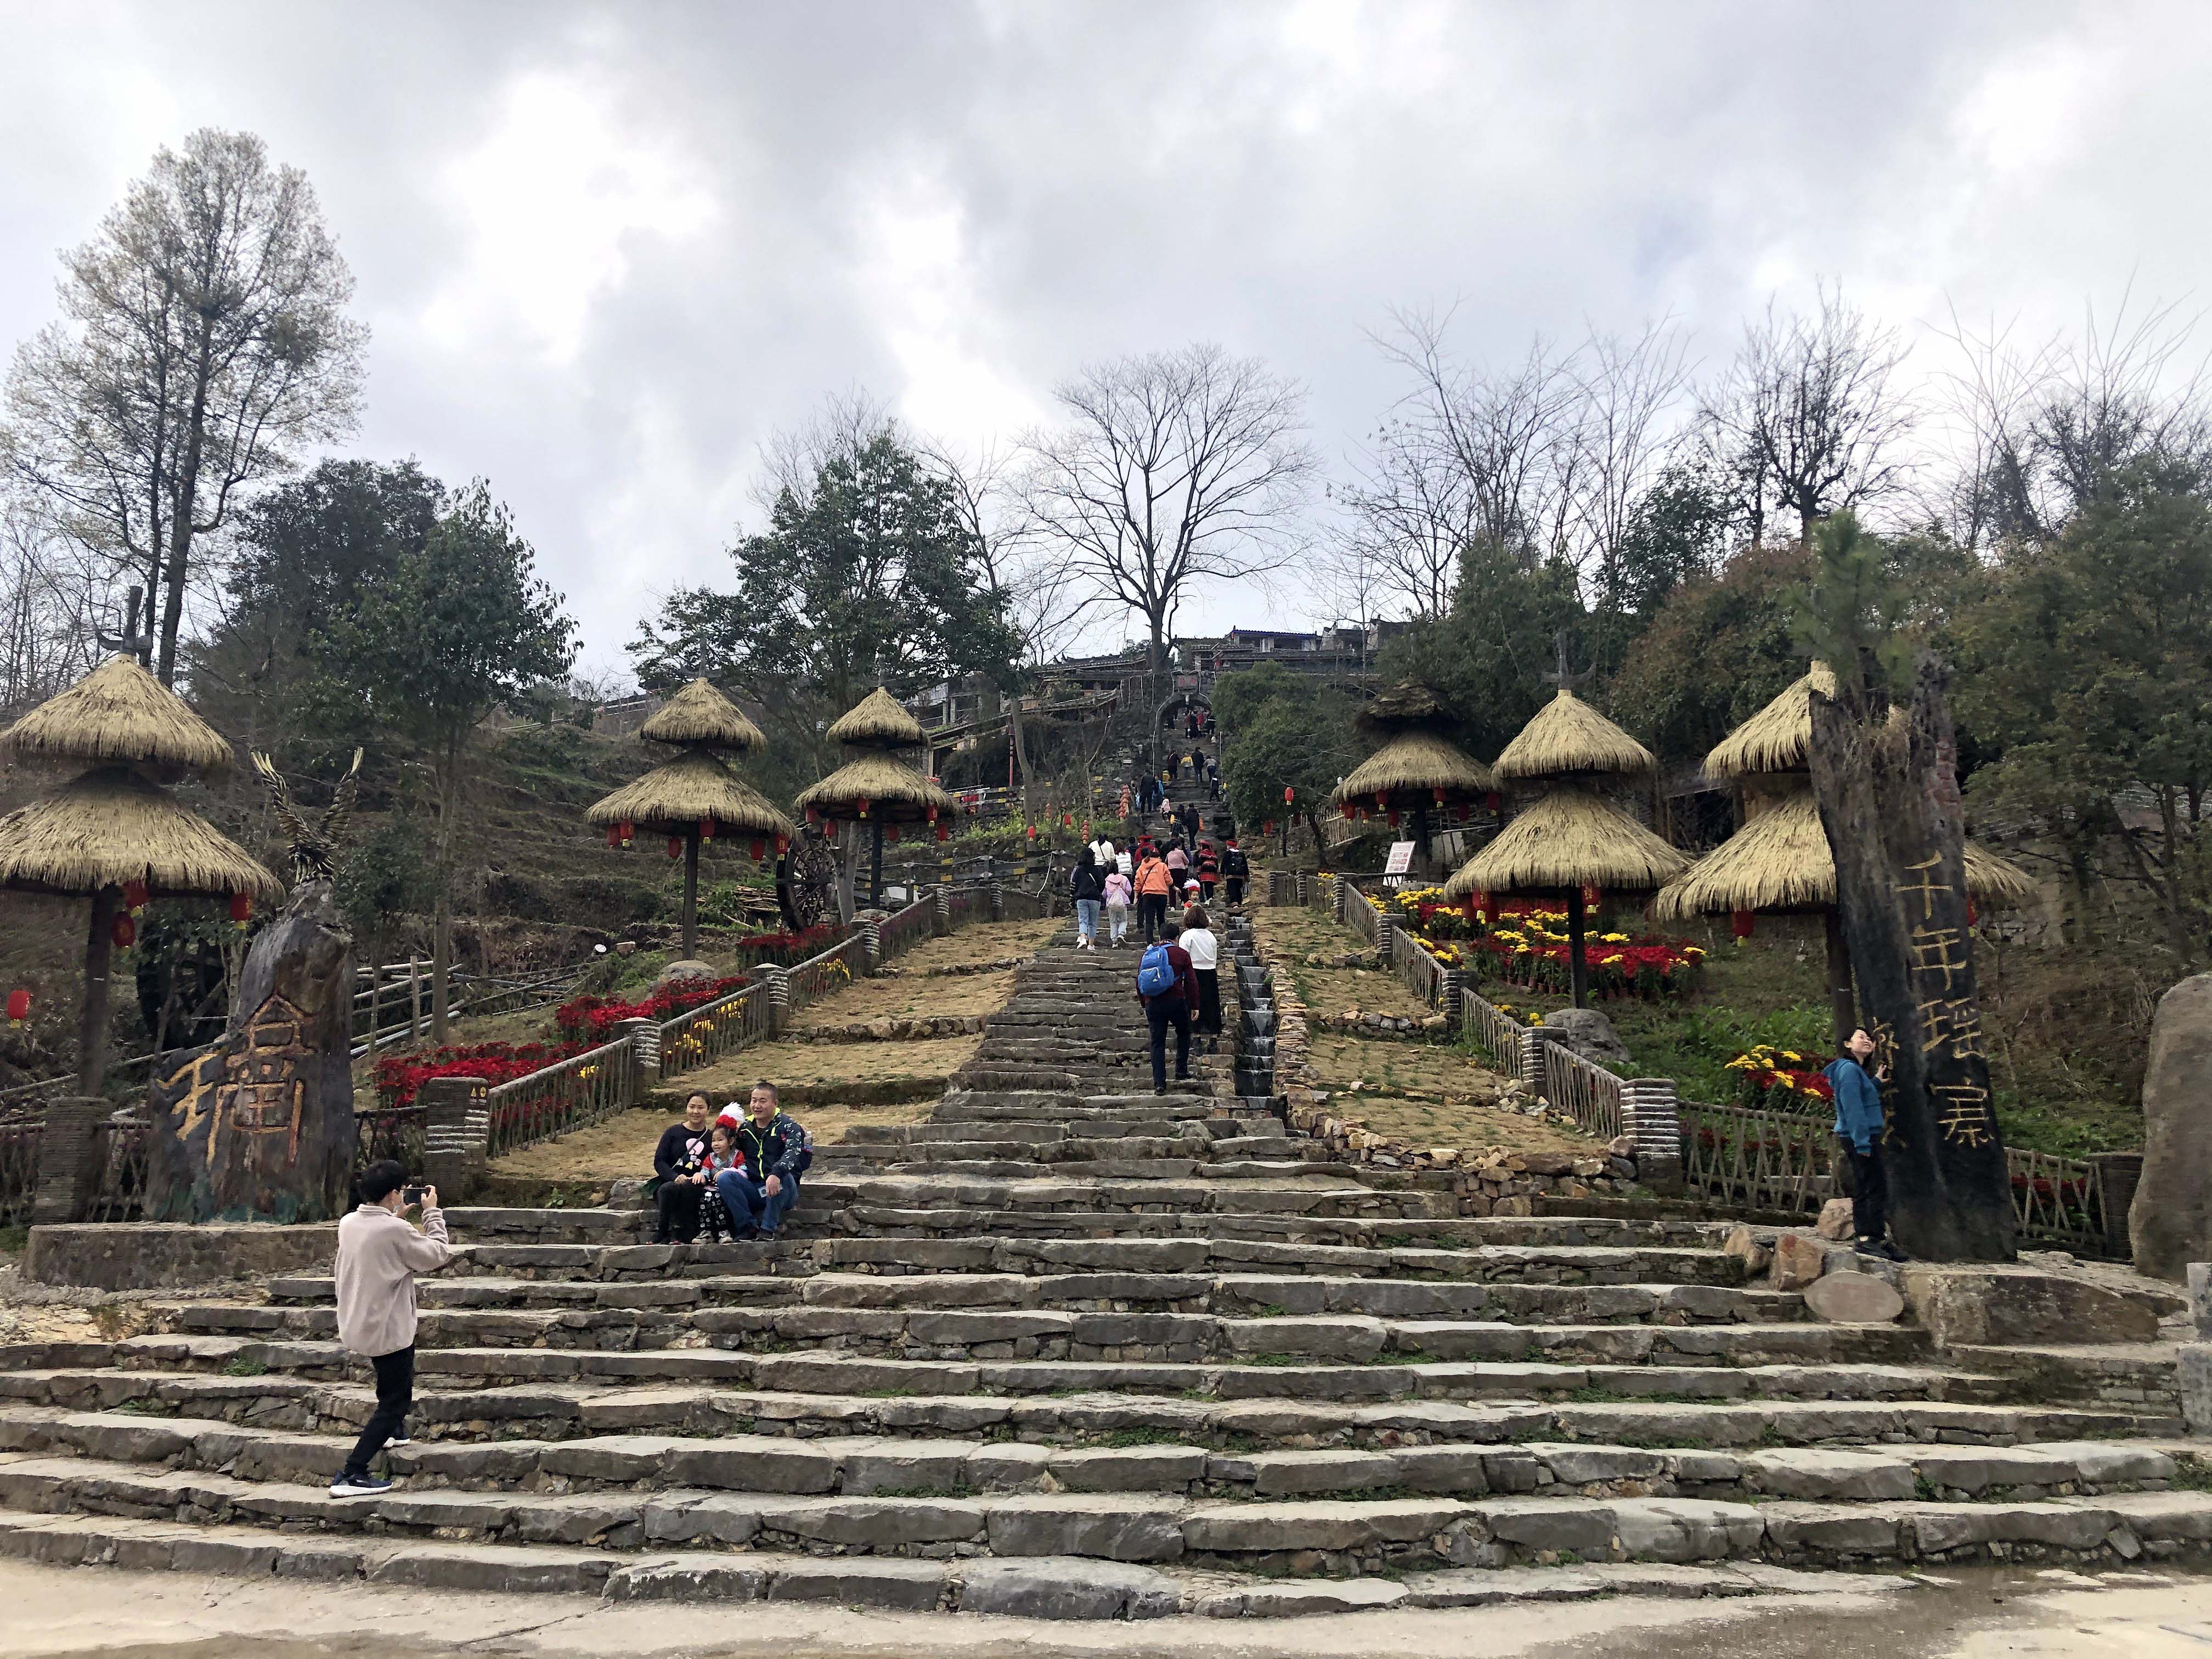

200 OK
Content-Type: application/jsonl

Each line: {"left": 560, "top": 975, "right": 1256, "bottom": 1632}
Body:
{"left": 1725, "top": 1045, "right": 1835, "bottom": 1110}
{"left": 375, "top": 1041, "right": 583, "bottom": 1107}
{"left": 556, "top": 974, "right": 748, "bottom": 1043}
{"left": 727, "top": 924, "right": 842, "bottom": 966}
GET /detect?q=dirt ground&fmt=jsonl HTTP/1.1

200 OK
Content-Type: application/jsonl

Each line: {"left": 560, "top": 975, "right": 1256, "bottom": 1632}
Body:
{"left": 1252, "top": 905, "right": 1434, "bottom": 1022}
{"left": 885, "top": 915, "right": 1060, "bottom": 973}
{"left": 1306, "top": 1032, "right": 1593, "bottom": 1155}
{"left": 687, "top": 1032, "right": 983, "bottom": 1093}
{"left": 792, "top": 969, "right": 1018, "bottom": 1028}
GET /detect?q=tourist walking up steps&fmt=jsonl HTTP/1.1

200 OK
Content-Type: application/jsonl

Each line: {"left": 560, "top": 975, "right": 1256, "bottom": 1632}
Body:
{"left": 1221, "top": 837, "right": 1249, "bottom": 907}
{"left": 1134, "top": 846, "right": 1173, "bottom": 941}
{"left": 1103, "top": 862, "right": 1132, "bottom": 946}
{"left": 1182, "top": 904, "right": 1222, "bottom": 1036}
{"left": 1071, "top": 846, "right": 1105, "bottom": 950}
{"left": 330, "top": 1160, "right": 452, "bottom": 1497}
{"left": 1137, "top": 920, "right": 1198, "bottom": 1092}
{"left": 1826, "top": 1029, "right": 1904, "bottom": 1261}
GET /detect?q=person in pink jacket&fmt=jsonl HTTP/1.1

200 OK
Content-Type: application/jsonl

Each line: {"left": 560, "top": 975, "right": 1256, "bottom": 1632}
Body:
{"left": 1103, "top": 866, "right": 1133, "bottom": 946}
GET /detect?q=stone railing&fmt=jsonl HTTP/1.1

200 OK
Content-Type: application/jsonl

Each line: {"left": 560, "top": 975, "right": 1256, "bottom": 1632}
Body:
{"left": 788, "top": 933, "right": 868, "bottom": 1012}
{"left": 657, "top": 981, "right": 774, "bottom": 1082}
{"left": 483, "top": 1036, "right": 642, "bottom": 1160}
{"left": 876, "top": 895, "right": 940, "bottom": 963}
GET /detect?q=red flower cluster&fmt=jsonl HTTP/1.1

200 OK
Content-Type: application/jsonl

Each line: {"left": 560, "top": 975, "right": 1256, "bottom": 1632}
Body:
{"left": 556, "top": 974, "right": 748, "bottom": 1042}
{"left": 374, "top": 1040, "right": 583, "bottom": 1107}
{"left": 727, "top": 923, "right": 842, "bottom": 965}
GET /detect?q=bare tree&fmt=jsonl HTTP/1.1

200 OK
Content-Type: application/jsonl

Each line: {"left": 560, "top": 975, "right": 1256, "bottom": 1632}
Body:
{"left": 4, "top": 128, "right": 365, "bottom": 686}
{"left": 1332, "top": 415, "right": 1480, "bottom": 618}
{"left": 1934, "top": 287, "right": 2212, "bottom": 547}
{"left": 1566, "top": 318, "right": 1696, "bottom": 597}
{"left": 1700, "top": 283, "right": 1917, "bottom": 545}
{"left": 754, "top": 387, "right": 900, "bottom": 515}
{"left": 1022, "top": 344, "right": 1316, "bottom": 759}
{"left": 0, "top": 492, "right": 101, "bottom": 712}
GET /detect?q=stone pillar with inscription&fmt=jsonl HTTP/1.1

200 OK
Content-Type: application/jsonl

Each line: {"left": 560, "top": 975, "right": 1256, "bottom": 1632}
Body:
{"left": 144, "top": 881, "right": 356, "bottom": 1224}
{"left": 1808, "top": 655, "right": 2015, "bottom": 1261}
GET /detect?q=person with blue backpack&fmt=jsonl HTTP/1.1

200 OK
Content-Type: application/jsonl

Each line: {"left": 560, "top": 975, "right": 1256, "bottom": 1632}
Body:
{"left": 1136, "top": 920, "right": 1199, "bottom": 1092}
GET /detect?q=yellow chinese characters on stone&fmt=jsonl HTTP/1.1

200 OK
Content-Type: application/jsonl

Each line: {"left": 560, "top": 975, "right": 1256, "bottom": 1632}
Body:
{"left": 1932, "top": 1082, "right": 1995, "bottom": 1148}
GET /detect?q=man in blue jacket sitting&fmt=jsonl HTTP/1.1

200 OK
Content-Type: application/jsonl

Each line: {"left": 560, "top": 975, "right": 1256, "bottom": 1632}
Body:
{"left": 1826, "top": 1028, "right": 1903, "bottom": 1261}
{"left": 714, "top": 1081, "right": 814, "bottom": 1239}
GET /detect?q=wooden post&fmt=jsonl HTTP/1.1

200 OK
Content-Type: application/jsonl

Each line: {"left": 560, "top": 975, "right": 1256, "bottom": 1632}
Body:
{"left": 1566, "top": 886, "right": 1590, "bottom": 1009}
{"left": 869, "top": 819, "right": 885, "bottom": 910}
{"left": 1808, "top": 653, "right": 2014, "bottom": 1261}
{"left": 682, "top": 828, "right": 701, "bottom": 960}
{"left": 409, "top": 957, "right": 422, "bottom": 1041}
{"left": 75, "top": 887, "right": 120, "bottom": 1096}
{"left": 1822, "top": 905, "right": 1856, "bottom": 1049}
{"left": 367, "top": 967, "right": 381, "bottom": 1053}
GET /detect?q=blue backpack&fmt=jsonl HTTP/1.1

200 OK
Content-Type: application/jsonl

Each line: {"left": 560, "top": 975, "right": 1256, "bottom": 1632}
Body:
{"left": 1137, "top": 944, "right": 1178, "bottom": 997}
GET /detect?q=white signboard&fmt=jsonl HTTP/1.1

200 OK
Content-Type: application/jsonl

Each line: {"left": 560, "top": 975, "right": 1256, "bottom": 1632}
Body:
{"left": 1383, "top": 840, "right": 1417, "bottom": 887}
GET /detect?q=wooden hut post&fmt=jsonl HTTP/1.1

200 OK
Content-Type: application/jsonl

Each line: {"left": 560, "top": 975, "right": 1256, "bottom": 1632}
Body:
{"left": 1566, "top": 885, "right": 1590, "bottom": 1009}
{"left": 1823, "top": 905, "right": 1855, "bottom": 1049}
{"left": 681, "top": 827, "right": 701, "bottom": 961}
{"left": 870, "top": 819, "right": 885, "bottom": 910}
{"left": 76, "top": 885, "right": 120, "bottom": 1095}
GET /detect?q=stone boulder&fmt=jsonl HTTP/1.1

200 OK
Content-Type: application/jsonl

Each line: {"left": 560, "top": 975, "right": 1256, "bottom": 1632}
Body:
{"left": 1537, "top": 1007, "right": 1633, "bottom": 1068}
{"left": 2131, "top": 972, "right": 2212, "bottom": 1281}
{"left": 1900, "top": 1265, "right": 2166, "bottom": 1347}
{"left": 658, "top": 958, "right": 717, "bottom": 985}
{"left": 1769, "top": 1232, "right": 1827, "bottom": 1291}
{"left": 1815, "top": 1198, "right": 1857, "bottom": 1240}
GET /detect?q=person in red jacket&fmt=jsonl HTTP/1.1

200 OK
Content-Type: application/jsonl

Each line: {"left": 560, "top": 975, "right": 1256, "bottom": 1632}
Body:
{"left": 1136, "top": 920, "right": 1199, "bottom": 1092}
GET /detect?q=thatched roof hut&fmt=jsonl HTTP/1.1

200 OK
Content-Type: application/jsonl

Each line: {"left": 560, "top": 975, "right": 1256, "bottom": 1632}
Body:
{"left": 1354, "top": 681, "right": 1454, "bottom": 737}
{"left": 1702, "top": 662, "right": 1839, "bottom": 783}
{"left": 1334, "top": 730, "right": 1498, "bottom": 814}
{"left": 2, "top": 654, "right": 234, "bottom": 775}
{"left": 1444, "top": 788, "right": 1688, "bottom": 901}
{"left": 795, "top": 752, "right": 960, "bottom": 827}
{"left": 585, "top": 749, "right": 794, "bottom": 840}
{"left": 0, "top": 766, "right": 281, "bottom": 902}
{"left": 826, "top": 687, "right": 926, "bottom": 751}
{"left": 1493, "top": 689, "right": 1655, "bottom": 781}
{"left": 639, "top": 678, "right": 764, "bottom": 753}
{"left": 1654, "top": 791, "right": 2044, "bottom": 921}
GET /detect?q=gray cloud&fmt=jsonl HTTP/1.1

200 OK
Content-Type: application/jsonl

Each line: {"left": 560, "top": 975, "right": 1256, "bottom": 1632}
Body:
{"left": 2, "top": 0, "right": 2205, "bottom": 669}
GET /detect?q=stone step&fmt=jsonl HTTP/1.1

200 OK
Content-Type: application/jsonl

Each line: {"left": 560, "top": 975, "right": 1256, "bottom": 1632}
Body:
{"left": 0, "top": 1505, "right": 1924, "bottom": 1615}
{"left": 3, "top": 1407, "right": 2189, "bottom": 1508}
{"left": 804, "top": 1176, "right": 1465, "bottom": 1220}
{"left": 0, "top": 1368, "right": 2173, "bottom": 1449}
{"left": 104, "top": 1336, "right": 1997, "bottom": 1405}
{"left": 266, "top": 1270, "right": 1804, "bottom": 1325}
{"left": 4, "top": 1456, "right": 2205, "bottom": 1575}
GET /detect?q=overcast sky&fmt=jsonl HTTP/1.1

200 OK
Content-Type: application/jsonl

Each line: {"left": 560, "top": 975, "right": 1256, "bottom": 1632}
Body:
{"left": 3, "top": 1, "right": 2207, "bottom": 679}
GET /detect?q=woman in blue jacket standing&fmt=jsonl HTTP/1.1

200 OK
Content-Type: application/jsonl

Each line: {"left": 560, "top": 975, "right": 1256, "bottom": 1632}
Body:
{"left": 1826, "top": 1028, "right": 1903, "bottom": 1260}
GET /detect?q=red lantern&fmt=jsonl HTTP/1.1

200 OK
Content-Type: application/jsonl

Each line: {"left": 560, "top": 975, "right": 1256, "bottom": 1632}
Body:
{"left": 699, "top": 818, "right": 715, "bottom": 840}
{"left": 1263, "top": 820, "right": 1276, "bottom": 836}
{"left": 111, "top": 913, "right": 136, "bottom": 949}
{"left": 1374, "top": 791, "right": 1387, "bottom": 809}
{"left": 926, "top": 805, "right": 938, "bottom": 824}
{"left": 1340, "top": 802, "right": 1355, "bottom": 820}
{"left": 1967, "top": 901, "right": 1979, "bottom": 925}
{"left": 4, "top": 989, "right": 27, "bottom": 1024}
{"left": 775, "top": 834, "right": 790, "bottom": 855}
{"left": 1027, "top": 824, "right": 1037, "bottom": 841}
{"left": 1730, "top": 909, "right": 1756, "bottom": 940}
{"left": 122, "top": 879, "right": 148, "bottom": 913}
{"left": 1387, "top": 810, "right": 1401, "bottom": 828}
{"left": 856, "top": 796, "right": 871, "bottom": 819}
{"left": 804, "top": 805, "right": 819, "bottom": 825}
{"left": 1485, "top": 791, "right": 1502, "bottom": 812}
{"left": 229, "top": 893, "right": 253, "bottom": 927}
{"left": 887, "top": 825, "right": 900, "bottom": 844}
{"left": 618, "top": 819, "right": 635, "bottom": 847}
{"left": 1432, "top": 786, "right": 1447, "bottom": 805}
{"left": 605, "top": 825, "right": 620, "bottom": 848}
{"left": 1062, "top": 812, "right": 1073, "bottom": 828}
{"left": 1454, "top": 804, "right": 1469, "bottom": 823}
{"left": 1283, "top": 786, "right": 1295, "bottom": 805}
{"left": 749, "top": 838, "right": 766, "bottom": 863}
{"left": 666, "top": 838, "right": 682, "bottom": 859}
{"left": 935, "top": 825, "right": 950, "bottom": 844}
{"left": 1581, "top": 884, "right": 1602, "bottom": 909}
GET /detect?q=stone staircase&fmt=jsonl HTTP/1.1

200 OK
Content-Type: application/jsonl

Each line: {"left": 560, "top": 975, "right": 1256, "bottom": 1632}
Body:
{"left": 0, "top": 929, "right": 2205, "bottom": 1619}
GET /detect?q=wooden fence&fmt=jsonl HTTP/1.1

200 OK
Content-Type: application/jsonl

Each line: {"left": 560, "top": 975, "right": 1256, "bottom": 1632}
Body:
{"left": 1541, "top": 1040, "right": 1626, "bottom": 1142}
{"left": 483, "top": 1037, "right": 643, "bottom": 1160}
{"left": 1389, "top": 927, "right": 1449, "bottom": 1009}
{"left": 657, "top": 982, "right": 774, "bottom": 1083}
{"left": 788, "top": 933, "right": 868, "bottom": 1012}
{"left": 877, "top": 896, "right": 940, "bottom": 963}
{"left": 1459, "top": 989, "right": 1528, "bottom": 1071}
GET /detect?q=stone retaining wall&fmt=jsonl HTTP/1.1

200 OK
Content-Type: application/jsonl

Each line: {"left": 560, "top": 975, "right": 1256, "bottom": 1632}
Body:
{"left": 25, "top": 1222, "right": 338, "bottom": 1290}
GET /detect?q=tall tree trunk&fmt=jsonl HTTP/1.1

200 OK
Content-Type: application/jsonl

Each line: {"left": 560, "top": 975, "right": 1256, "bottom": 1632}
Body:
{"left": 1008, "top": 691, "right": 1033, "bottom": 791}
{"left": 431, "top": 741, "right": 462, "bottom": 1042}
{"left": 869, "top": 819, "right": 885, "bottom": 910}
{"left": 76, "top": 887, "right": 120, "bottom": 1095}
{"left": 1808, "top": 653, "right": 2015, "bottom": 1262}
{"left": 681, "top": 831, "right": 701, "bottom": 960}
{"left": 1822, "top": 905, "right": 1856, "bottom": 1049}
{"left": 1566, "top": 887, "right": 1589, "bottom": 1008}
{"left": 155, "top": 341, "right": 216, "bottom": 687}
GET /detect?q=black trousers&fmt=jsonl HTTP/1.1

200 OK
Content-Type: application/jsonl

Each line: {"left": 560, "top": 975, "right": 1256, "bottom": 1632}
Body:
{"left": 1840, "top": 1140, "right": 1887, "bottom": 1241}
{"left": 1147, "top": 998, "right": 1193, "bottom": 1091}
{"left": 343, "top": 1345, "right": 414, "bottom": 1475}
{"left": 656, "top": 1178, "right": 703, "bottom": 1243}
{"left": 1138, "top": 894, "right": 1168, "bottom": 941}
{"left": 1224, "top": 877, "right": 1244, "bottom": 905}
{"left": 1195, "top": 968, "right": 1222, "bottom": 1035}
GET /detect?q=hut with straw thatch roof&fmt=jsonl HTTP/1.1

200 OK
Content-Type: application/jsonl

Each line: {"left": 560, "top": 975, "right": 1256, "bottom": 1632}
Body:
{"left": 0, "top": 656, "right": 281, "bottom": 1093}
{"left": 586, "top": 678, "right": 794, "bottom": 962}
{"left": 1654, "top": 662, "right": 2042, "bottom": 1047}
{"left": 1331, "top": 683, "right": 1497, "bottom": 874}
{"left": 795, "top": 688, "right": 960, "bottom": 912}
{"left": 1444, "top": 689, "right": 1688, "bottom": 1008}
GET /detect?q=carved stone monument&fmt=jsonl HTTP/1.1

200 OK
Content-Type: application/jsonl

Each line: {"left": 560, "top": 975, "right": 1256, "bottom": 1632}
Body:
{"left": 144, "top": 881, "right": 357, "bottom": 1223}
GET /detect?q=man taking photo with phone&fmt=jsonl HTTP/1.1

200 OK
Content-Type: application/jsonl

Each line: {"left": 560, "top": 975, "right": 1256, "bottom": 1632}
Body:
{"left": 329, "top": 1160, "right": 452, "bottom": 1496}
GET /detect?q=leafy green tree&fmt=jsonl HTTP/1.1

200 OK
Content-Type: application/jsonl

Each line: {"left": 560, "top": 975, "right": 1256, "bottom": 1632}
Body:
{"left": 312, "top": 482, "right": 576, "bottom": 1036}
{"left": 1584, "top": 459, "right": 1737, "bottom": 679}
{"left": 1216, "top": 667, "right": 1362, "bottom": 847}
{"left": 1951, "top": 460, "right": 2212, "bottom": 964}
{"left": 631, "top": 433, "right": 1019, "bottom": 771}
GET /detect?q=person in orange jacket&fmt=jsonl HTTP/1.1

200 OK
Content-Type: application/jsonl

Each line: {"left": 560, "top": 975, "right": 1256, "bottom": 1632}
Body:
{"left": 1133, "top": 848, "right": 1174, "bottom": 943}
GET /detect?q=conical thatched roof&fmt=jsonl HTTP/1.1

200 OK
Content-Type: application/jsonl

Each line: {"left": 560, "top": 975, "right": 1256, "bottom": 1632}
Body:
{"left": 826, "top": 687, "right": 925, "bottom": 750}
{"left": 1963, "top": 841, "right": 2039, "bottom": 909}
{"left": 1493, "top": 690, "right": 1654, "bottom": 780}
{"left": 1702, "top": 662, "right": 1840, "bottom": 782}
{"left": 1652, "top": 787, "right": 2046, "bottom": 918}
{"left": 3, "top": 655, "right": 234, "bottom": 775}
{"left": 639, "top": 678, "right": 764, "bottom": 753}
{"left": 1443, "top": 787, "right": 1689, "bottom": 898}
{"left": 1334, "top": 730, "right": 1498, "bottom": 810}
{"left": 586, "top": 748, "right": 794, "bottom": 838}
{"left": 1355, "top": 680, "right": 1454, "bottom": 737}
{"left": 0, "top": 766, "right": 281, "bottom": 901}
{"left": 795, "top": 752, "right": 960, "bottom": 826}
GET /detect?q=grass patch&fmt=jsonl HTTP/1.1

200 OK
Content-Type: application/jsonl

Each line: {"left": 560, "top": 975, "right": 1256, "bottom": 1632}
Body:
{"left": 2166, "top": 1459, "right": 2212, "bottom": 1493}
{"left": 0, "top": 1224, "right": 28, "bottom": 1256}
{"left": 220, "top": 1358, "right": 269, "bottom": 1378}
{"left": 1087, "top": 1427, "right": 1189, "bottom": 1449}
{"left": 114, "top": 1398, "right": 181, "bottom": 1417}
